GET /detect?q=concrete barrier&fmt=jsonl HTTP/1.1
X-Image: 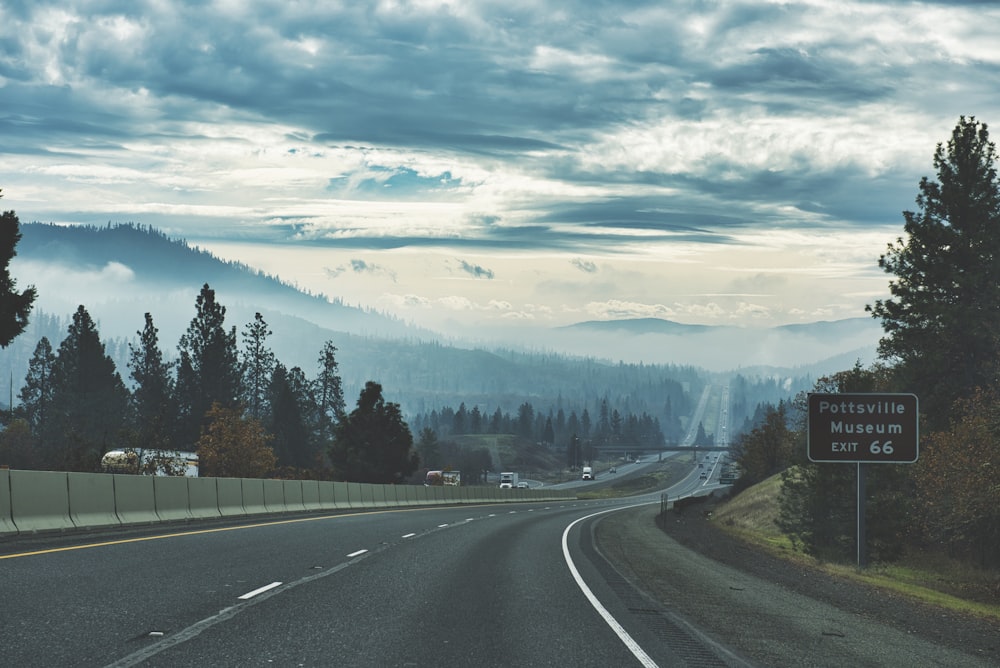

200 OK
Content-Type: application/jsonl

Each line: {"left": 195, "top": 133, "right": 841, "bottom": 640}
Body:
{"left": 262, "top": 479, "right": 285, "bottom": 513}
{"left": 188, "top": 477, "right": 222, "bottom": 520}
{"left": 317, "top": 481, "right": 336, "bottom": 510}
{"left": 0, "top": 469, "right": 18, "bottom": 534}
{"left": 302, "top": 480, "right": 322, "bottom": 511}
{"left": 67, "top": 472, "right": 119, "bottom": 529}
{"left": 241, "top": 478, "right": 267, "bottom": 515}
{"left": 113, "top": 475, "right": 158, "bottom": 525}
{"left": 282, "top": 480, "right": 306, "bottom": 512}
{"left": 154, "top": 476, "right": 192, "bottom": 522}
{"left": 9, "top": 470, "right": 72, "bottom": 533}
{"left": 217, "top": 478, "right": 246, "bottom": 516}
{"left": 332, "top": 481, "right": 350, "bottom": 509}
{"left": 345, "top": 482, "right": 363, "bottom": 508}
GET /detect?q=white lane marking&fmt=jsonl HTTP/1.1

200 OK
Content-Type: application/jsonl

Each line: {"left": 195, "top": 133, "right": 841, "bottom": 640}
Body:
{"left": 438, "top": 524, "right": 449, "bottom": 528}
{"left": 402, "top": 533, "right": 417, "bottom": 538}
{"left": 347, "top": 549, "right": 368, "bottom": 558}
{"left": 562, "top": 504, "right": 659, "bottom": 668}
{"left": 238, "top": 582, "right": 282, "bottom": 600}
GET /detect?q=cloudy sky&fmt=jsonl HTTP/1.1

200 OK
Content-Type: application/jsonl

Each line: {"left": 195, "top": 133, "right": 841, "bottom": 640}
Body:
{"left": 2, "top": 0, "right": 998, "bottom": 339}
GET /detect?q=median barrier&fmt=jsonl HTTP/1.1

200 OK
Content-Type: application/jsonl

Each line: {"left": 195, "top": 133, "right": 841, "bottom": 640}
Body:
{"left": 217, "top": 477, "right": 246, "bottom": 516}
{"left": 188, "top": 477, "right": 222, "bottom": 520}
{"left": 113, "top": 474, "right": 158, "bottom": 526}
{"left": 241, "top": 478, "right": 267, "bottom": 515}
{"left": 67, "top": 472, "right": 119, "bottom": 529}
{"left": 332, "top": 481, "right": 350, "bottom": 509}
{"left": 154, "top": 476, "right": 192, "bottom": 522}
{"left": 345, "top": 482, "right": 363, "bottom": 508}
{"left": 0, "top": 469, "right": 15, "bottom": 535}
{"left": 317, "top": 481, "right": 336, "bottom": 510}
{"left": 10, "top": 470, "right": 72, "bottom": 533}
{"left": 262, "top": 479, "right": 285, "bottom": 513}
{"left": 302, "top": 480, "right": 322, "bottom": 511}
{"left": 282, "top": 480, "right": 306, "bottom": 512}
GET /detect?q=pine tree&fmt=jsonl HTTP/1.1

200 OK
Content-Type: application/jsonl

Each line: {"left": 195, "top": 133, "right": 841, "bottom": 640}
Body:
{"left": 868, "top": 116, "right": 1000, "bottom": 429}
{"left": 330, "top": 381, "right": 418, "bottom": 483}
{"left": 49, "top": 306, "right": 129, "bottom": 470}
{"left": 242, "top": 312, "right": 275, "bottom": 420}
{"left": 314, "top": 340, "right": 345, "bottom": 448}
{"left": 17, "top": 336, "right": 55, "bottom": 463}
{"left": 127, "top": 313, "right": 178, "bottom": 452}
{"left": 176, "top": 284, "right": 241, "bottom": 445}
{"left": 0, "top": 194, "right": 36, "bottom": 348}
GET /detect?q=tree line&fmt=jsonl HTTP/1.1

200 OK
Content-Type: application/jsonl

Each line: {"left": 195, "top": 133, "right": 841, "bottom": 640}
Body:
{"left": 732, "top": 117, "right": 1000, "bottom": 568}
{"left": 0, "top": 213, "right": 419, "bottom": 483}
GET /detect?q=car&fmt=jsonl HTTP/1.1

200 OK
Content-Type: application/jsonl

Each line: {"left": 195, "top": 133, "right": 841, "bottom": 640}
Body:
{"left": 700, "top": 472, "right": 708, "bottom": 479}
{"left": 610, "top": 466, "right": 616, "bottom": 473}
{"left": 516, "top": 481, "right": 529, "bottom": 489}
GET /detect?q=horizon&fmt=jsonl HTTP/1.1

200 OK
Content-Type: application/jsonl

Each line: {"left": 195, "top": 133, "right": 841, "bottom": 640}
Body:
{"left": 3, "top": 2, "right": 997, "bottom": 339}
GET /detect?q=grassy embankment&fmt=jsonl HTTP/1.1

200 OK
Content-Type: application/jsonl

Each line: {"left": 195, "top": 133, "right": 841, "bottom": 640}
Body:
{"left": 712, "top": 473, "right": 1000, "bottom": 621}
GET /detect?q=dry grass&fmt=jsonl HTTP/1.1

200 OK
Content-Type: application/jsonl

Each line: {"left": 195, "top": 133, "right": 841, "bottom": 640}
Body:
{"left": 711, "top": 473, "right": 1000, "bottom": 621}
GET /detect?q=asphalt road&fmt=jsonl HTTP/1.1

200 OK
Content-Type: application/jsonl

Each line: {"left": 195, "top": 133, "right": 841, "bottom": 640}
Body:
{"left": 0, "top": 484, "right": 739, "bottom": 668}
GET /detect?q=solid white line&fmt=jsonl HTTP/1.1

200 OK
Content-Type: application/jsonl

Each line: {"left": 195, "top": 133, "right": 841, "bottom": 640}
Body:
{"left": 238, "top": 582, "right": 282, "bottom": 600}
{"left": 347, "top": 549, "right": 368, "bottom": 558}
{"left": 562, "top": 504, "right": 659, "bottom": 668}
{"left": 402, "top": 533, "right": 417, "bottom": 538}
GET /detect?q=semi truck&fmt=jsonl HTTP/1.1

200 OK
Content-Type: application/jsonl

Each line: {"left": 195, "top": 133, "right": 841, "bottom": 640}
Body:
{"left": 499, "top": 472, "right": 519, "bottom": 489}
{"left": 581, "top": 466, "right": 594, "bottom": 480}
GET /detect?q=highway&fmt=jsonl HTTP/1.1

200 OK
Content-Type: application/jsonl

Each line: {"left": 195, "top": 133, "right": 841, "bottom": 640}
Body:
{"left": 1, "top": 473, "right": 732, "bottom": 667}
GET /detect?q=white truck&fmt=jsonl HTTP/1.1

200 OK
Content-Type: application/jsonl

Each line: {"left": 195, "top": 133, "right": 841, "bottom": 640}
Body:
{"left": 581, "top": 466, "right": 594, "bottom": 480}
{"left": 499, "top": 471, "right": 518, "bottom": 489}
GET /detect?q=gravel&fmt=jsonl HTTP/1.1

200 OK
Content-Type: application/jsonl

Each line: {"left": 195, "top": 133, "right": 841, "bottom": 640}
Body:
{"left": 595, "top": 498, "right": 1000, "bottom": 667}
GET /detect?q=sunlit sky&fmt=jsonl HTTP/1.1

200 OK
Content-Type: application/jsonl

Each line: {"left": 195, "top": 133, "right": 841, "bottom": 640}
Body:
{"left": 2, "top": 1, "right": 999, "bottom": 338}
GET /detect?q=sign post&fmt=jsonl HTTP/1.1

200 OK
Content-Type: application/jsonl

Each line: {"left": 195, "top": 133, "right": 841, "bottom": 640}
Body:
{"left": 807, "top": 393, "right": 919, "bottom": 567}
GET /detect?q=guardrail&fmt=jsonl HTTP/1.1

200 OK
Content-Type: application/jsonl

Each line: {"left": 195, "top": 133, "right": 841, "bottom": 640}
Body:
{"left": 0, "top": 469, "right": 575, "bottom": 537}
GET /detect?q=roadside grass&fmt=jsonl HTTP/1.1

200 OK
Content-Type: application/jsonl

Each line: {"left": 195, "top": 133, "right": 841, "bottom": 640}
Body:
{"left": 576, "top": 462, "right": 687, "bottom": 499}
{"left": 711, "top": 473, "right": 1000, "bottom": 622}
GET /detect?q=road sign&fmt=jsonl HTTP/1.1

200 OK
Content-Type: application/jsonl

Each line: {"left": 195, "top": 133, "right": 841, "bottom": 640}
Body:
{"left": 807, "top": 393, "right": 919, "bottom": 463}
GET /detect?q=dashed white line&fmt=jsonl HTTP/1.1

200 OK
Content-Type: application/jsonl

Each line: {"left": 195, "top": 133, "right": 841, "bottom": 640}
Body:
{"left": 238, "top": 582, "right": 282, "bottom": 600}
{"left": 402, "top": 533, "right": 417, "bottom": 538}
{"left": 347, "top": 549, "right": 368, "bottom": 558}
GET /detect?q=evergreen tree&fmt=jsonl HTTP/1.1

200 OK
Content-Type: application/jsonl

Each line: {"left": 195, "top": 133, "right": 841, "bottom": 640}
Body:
{"left": 329, "top": 381, "right": 418, "bottom": 483}
{"left": 17, "top": 336, "right": 55, "bottom": 462}
{"left": 314, "top": 340, "right": 345, "bottom": 448}
{"left": 0, "top": 194, "right": 36, "bottom": 348}
{"left": 242, "top": 312, "right": 275, "bottom": 420}
{"left": 416, "top": 427, "right": 441, "bottom": 469}
{"left": 49, "top": 306, "right": 129, "bottom": 470}
{"left": 176, "top": 284, "right": 240, "bottom": 445}
{"left": 127, "top": 313, "right": 178, "bottom": 452}
{"left": 868, "top": 117, "right": 1000, "bottom": 429}
{"left": 268, "top": 363, "right": 316, "bottom": 470}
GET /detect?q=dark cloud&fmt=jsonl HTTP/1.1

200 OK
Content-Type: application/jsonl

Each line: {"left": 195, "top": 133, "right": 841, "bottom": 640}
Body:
{"left": 458, "top": 260, "right": 495, "bottom": 279}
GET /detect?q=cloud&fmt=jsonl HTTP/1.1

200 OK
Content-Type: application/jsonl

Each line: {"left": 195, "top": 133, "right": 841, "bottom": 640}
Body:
{"left": 325, "top": 259, "right": 398, "bottom": 282}
{"left": 457, "top": 260, "right": 495, "bottom": 280}
{"left": 571, "top": 258, "right": 598, "bottom": 273}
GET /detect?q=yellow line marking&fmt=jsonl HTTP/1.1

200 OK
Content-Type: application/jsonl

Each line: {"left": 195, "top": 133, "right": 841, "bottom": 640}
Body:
{"left": 0, "top": 506, "right": 439, "bottom": 560}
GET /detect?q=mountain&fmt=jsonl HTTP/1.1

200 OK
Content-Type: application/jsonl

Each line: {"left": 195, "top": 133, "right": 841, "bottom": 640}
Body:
{"left": 2, "top": 223, "right": 879, "bottom": 426}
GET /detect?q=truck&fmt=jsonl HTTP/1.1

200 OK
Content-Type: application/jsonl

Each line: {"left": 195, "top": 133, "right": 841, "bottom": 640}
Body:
{"left": 581, "top": 466, "right": 594, "bottom": 480}
{"left": 425, "top": 470, "right": 462, "bottom": 486}
{"left": 499, "top": 472, "right": 518, "bottom": 489}
{"left": 100, "top": 449, "right": 199, "bottom": 477}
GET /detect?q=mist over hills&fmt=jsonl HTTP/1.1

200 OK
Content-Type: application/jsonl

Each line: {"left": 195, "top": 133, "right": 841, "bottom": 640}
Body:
{"left": 3, "top": 223, "right": 880, "bottom": 420}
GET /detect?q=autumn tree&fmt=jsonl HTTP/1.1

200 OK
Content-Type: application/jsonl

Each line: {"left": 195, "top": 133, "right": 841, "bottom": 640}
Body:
{"left": 196, "top": 403, "right": 276, "bottom": 478}
{"left": 0, "top": 193, "right": 36, "bottom": 348}
{"left": 329, "top": 381, "right": 418, "bottom": 484}
{"left": 48, "top": 305, "right": 129, "bottom": 471}
{"left": 176, "top": 284, "right": 241, "bottom": 445}
{"left": 914, "top": 388, "right": 1000, "bottom": 566}
{"left": 731, "top": 401, "right": 797, "bottom": 490}
{"left": 867, "top": 117, "right": 1000, "bottom": 430}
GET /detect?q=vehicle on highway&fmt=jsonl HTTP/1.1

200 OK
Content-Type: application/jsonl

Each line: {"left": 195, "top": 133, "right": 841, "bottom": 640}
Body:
{"left": 516, "top": 481, "right": 529, "bottom": 489}
{"left": 581, "top": 466, "right": 594, "bottom": 480}
{"left": 610, "top": 466, "right": 616, "bottom": 473}
{"left": 499, "top": 471, "right": 519, "bottom": 489}
{"left": 100, "top": 449, "right": 199, "bottom": 477}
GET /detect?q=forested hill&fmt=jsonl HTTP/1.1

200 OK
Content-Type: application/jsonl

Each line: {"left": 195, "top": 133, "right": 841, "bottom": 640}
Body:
{"left": 15, "top": 222, "right": 418, "bottom": 340}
